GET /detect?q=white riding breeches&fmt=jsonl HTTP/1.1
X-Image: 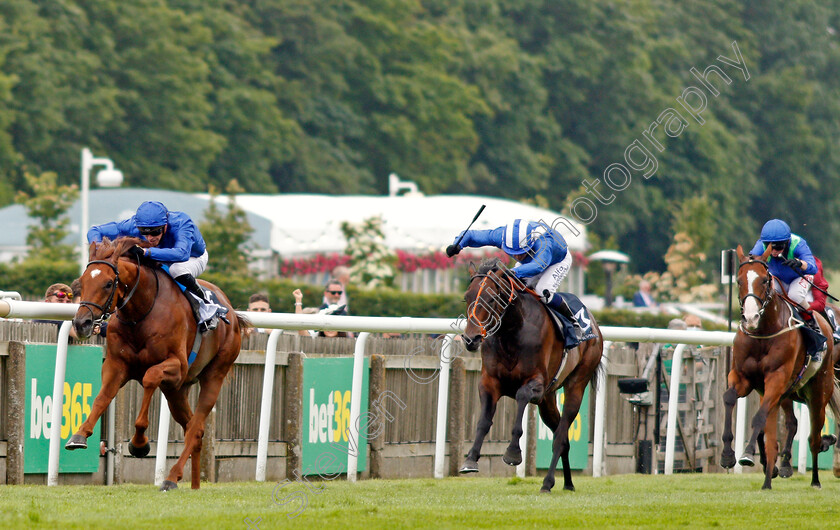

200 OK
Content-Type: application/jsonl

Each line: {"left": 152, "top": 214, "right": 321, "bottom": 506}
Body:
{"left": 775, "top": 275, "right": 813, "bottom": 307}
{"left": 523, "top": 252, "right": 573, "bottom": 303}
{"left": 168, "top": 250, "right": 209, "bottom": 278}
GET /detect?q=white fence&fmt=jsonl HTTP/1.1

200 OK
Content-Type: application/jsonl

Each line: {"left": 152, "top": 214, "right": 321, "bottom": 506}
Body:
{"left": 0, "top": 299, "right": 742, "bottom": 486}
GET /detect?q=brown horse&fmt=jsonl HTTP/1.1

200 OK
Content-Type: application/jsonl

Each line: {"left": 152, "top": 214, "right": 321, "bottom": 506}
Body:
{"left": 720, "top": 245, "right": 840, "bottom": 489}
{"left": 65, "top": 237, "right": 248, "bottom": 491}
{"left": 458, "top": 259, "right": 604, "bottom": 493}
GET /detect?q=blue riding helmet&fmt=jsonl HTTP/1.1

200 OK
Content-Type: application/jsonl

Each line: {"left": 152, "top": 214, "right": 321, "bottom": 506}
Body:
{"left": 502, "top": 219, "right": 539, "bottom": 255}
{"left": 759, "top": 219, "right": 791, "bottom": 242}
{"left": 135, "top": 201, "right": 169, "bottom": 228}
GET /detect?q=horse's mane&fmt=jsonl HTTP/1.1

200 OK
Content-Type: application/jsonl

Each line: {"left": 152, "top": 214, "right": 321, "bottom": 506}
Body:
{"left": 477, "top": 257, "right": 505, "bottom": 275}
{"left": 90, "top": 237, "right": 151, "bottom": 261}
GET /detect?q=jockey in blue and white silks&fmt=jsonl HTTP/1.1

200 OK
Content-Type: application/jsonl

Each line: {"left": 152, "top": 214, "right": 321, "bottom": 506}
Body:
{"left": 88, "top": 201, "right": 222, "bottom": 330}
{"left": 446, "top": 219, "right": 583, "bottom": 339}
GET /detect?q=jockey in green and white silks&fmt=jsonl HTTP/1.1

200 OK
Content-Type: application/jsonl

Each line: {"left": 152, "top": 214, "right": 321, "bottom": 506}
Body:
{"left": 749, "top": 219, "right": 817, "bottom": 307}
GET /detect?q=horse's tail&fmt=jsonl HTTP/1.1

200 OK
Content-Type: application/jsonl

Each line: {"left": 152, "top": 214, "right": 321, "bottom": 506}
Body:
{"left": 828, "top": 375, "right": 840, "bottom": 423}
{"left": 589, "top": 350, "right": 607, "bottom": 394}
{"left": 237, "top": 312, "right": 252, "bottom": 333}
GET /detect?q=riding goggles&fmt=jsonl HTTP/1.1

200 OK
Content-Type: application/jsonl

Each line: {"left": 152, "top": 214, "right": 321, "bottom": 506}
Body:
{"left": 138, "top": 226, "right": 165, "bottom": 236}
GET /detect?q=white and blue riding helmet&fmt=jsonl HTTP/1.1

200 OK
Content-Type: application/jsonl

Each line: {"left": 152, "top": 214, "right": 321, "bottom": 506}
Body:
{"left": 502, "top": 219, "right": 540, "bottom": 255}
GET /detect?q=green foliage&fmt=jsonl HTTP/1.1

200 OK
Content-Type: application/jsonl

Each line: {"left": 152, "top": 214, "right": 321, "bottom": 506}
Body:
{"left": 199, "top": 180, "right": 254, "bottom": 276}
{"left": 1, "top": 0, "right": 840, "bottom": 275}
{"left": 14, "top": 171, "right": 79, "bottom": 263}
{"left": 0, "top": 259, "right": 79, "bottom": 298}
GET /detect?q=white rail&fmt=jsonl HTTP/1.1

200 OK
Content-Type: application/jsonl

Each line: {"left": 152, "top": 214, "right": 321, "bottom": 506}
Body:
{"left": 0, "top": 299, "right": 740, "bottom": 484}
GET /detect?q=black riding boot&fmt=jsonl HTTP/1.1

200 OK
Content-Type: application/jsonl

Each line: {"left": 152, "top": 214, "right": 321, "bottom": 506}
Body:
{"left": 544, "top": 291, "right": 585, "bottom": 341}
{"left": 174, "top": 274, "right": 208, "bottom": 324}
{"left": 802, "top": 311, "right": 826, "bottom": 363}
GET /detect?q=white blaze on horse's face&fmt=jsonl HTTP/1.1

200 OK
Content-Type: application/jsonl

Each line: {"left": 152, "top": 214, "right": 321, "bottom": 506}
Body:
{"left": 91, "top": 269, "right": 101, "bottom": 278}
{"left": 742, "top": 269, "right": 761, "bottom": 330}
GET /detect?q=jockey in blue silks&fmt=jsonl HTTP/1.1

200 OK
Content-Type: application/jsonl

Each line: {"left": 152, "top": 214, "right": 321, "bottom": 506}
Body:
{"left": 446, "top": 219, "right": 584, "bottom": 340}
{"left": 749, "top": 218, "right": 825, "bottom": 361}
{"left": 87, "top": 201, "right": 222, "bottom": 330}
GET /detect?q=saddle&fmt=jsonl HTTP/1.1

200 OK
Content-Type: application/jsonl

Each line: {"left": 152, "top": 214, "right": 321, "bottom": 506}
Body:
{"left": 542, "top": 292, "right": 597, "bottom": 349}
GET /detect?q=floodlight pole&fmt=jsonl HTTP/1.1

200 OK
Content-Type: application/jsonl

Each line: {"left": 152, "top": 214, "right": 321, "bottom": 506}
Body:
{"left": 80, "top": 148, "right": 122, "bottom": 274}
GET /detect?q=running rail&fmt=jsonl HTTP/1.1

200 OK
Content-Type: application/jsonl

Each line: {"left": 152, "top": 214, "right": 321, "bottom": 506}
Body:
{"left": 0, "top": 299, "right": 741, "bottom": 484}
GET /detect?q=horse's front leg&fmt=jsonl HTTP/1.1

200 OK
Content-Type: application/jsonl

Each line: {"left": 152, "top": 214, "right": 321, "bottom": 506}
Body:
{"left": 66, "top": 357, "right": 129, "bottom": 450}
{"left": 779, "top": 398, "right": 797, "bottom": 478}
{"left": 720, "top": 371, "right": 751, "bottom": 469}
{"left": 131, "top": 356, "right": 185, "bottom": 458}
{"left": 762, "top": 406, "right": 780, "bottom": 489}
{"left": 503, "top": 378, "right": 544, "bottom": 467}
{"left": 460, "top": 376, "right": 500, "bottom": 474}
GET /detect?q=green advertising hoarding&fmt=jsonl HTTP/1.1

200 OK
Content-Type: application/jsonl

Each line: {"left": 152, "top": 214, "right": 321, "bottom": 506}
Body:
{"left": 24, "top": 344, "right": 103, "bottom": 473}
{"left": 302, "top": 358, "right": 369, "bottom": 475}
{"left": 536, "top": 386, "right": 590, "bottom": 470}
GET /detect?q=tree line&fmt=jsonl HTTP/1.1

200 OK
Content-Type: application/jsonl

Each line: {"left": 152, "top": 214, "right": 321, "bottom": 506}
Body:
{"left": 2, "top": 0, "right": 839, "bottom": 272}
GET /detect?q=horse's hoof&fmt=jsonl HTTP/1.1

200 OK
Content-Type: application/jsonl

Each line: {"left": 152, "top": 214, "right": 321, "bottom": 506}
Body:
{"left": 159, "top": 480, "right": 178, "bottom": 492}
{"left": 772, "top": 465, "right": 779, "bottom": 479}
{"left": 65, "top": 434, "right": 87, "bottom": 450}
{"left": 129, "top": 441, "right": 151, "bottom": 458}
{"left": 563, "top": 484, "right": 575, "bottom": 492}
{"left": 779, "top": 464, "right": 793, "bottom": 478}
{"left": 821, "top": 434, "right": 837, "bottom": 452}
{"left": 720, "top": 450, "right": 736, "bottom": 469}
{"left": 459, "top": 460, "right": 479, "bottom": 474}
{"left": 539, "top": 487, "right": 551, "bottom": 494}
{"left": 812, "top": 482, "right": 822, "bottom": 490}
{"left": 738, "top": 454, "right": 755, "bottom": 467}
{"left": 502, "top": 448, "right": 522, "bottom": 467}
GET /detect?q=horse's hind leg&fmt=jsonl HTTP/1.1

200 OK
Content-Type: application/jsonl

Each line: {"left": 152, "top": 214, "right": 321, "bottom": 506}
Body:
{"left": 504, "top": 379, "right": 544, "bottom": 467}
{"left": 156, "top": 386, "right": 194, "bottom": 491}
{"left": 66, "top": 357, "right": 128, "bottom": 450}
{"left": 537, "top": 391, "right": 560, "bottom": 493}
{"left": 132, "top": 357, "right": 183, "bottom": 458}
{"left": 779, "top": 398, "right": 796, "bottom": 478}
{"left": 460, "top": 377, "right": 500, "bottom": 474}
{"left": 808, "top": 399, "right": 828, "bottom": 489}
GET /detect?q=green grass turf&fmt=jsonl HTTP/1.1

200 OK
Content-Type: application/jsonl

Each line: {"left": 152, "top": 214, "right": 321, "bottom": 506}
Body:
{"left": 2, "top": 473, "right": 839, "bottom": 529}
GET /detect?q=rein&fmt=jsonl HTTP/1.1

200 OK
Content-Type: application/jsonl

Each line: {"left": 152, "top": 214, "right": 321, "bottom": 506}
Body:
{"left": 738, "top": 258, "right": 802, "bottom": 339}
{"left": 468, "top": 272, "right": 528, "bottom": 338}
{"left": 79, "top": 254, "right": 158, "bottom": 327}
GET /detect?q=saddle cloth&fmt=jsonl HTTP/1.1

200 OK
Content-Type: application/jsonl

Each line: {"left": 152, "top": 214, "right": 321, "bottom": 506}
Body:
{"left": 545, "top": 292, "right": 597, "bottom": 349}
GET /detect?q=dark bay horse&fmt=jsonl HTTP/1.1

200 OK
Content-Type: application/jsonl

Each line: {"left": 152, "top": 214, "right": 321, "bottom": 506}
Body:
{"left": 458, "top": 259, "right": 604, "bottom": 493}
{"left": 66, "top": 237, "right": 248, "bottom": 491}
{"left": 720, "top": 245, "right": 840, "bottom": 489}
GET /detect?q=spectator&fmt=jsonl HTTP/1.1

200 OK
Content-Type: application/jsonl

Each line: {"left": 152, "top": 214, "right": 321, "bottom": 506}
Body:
{"left": 319, "top": 279, "right": 348, "bottom": 316}
{"left": 633, "top": 280, "right": 658, "bottom": 309}
{"left": 36, "top": 283, "right": 78, "bottom": 338}
{"left": 324, "top": 266, "right": 351, "bottom": 310}
{"left": 684, "top": 314, "right": 702, "bottom": 330}
{"left": 292, "top": 289, "right": 315, "bottom": 337}
{"left": 246, "top": 293, "right": 271, "bottom": 334}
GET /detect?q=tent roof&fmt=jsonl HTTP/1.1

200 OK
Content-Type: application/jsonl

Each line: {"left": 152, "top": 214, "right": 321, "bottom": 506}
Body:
{"left": 0, "top": 189, "right": 586, "bottom": 257}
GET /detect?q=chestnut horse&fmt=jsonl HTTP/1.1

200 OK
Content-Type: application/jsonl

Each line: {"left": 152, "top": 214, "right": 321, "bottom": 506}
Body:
{"left": 65, "top": 237, "right": 248, "bottom": 491}
{"left": 458, "top": 259, "right": 603, "bottom": 493}
{"left": 720, "top": 245, "right": 840, "bottom": 489}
